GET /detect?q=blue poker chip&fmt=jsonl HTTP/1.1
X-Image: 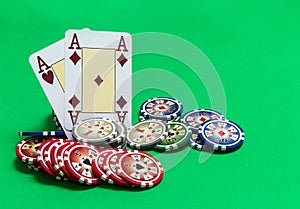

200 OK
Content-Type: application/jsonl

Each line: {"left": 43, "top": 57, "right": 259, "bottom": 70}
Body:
{"left": 198, "top": 119, "right": 245, "bottom": 151}
{"left": 181, "top": 109, "right": 225, "bottom": 132}
{"left": 138, "top": 111, "right": 181, "bottom": 122}
{"left": 140, "top": 97, "right": 183, "bottom": 121}
{"left": 189, "top": 131, "right": 205, "bottom": 151}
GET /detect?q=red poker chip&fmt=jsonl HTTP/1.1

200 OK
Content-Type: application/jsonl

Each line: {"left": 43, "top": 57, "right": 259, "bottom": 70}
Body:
{"left": 116, "top": 150, "right": 164, "bottom": 188}
{"left": 25, "top": 163, "right": 42, "bottom": 172}
{"left": 92, "top": 148, "right": 117, "bottom": 185}
{"left": 56, "top": 141, "right": 80, "bottom": 181}
{"left": 63, "top": 143, "right": 101, "bottom": 185}
{"left": 51, "top": 140, "right": 76, "bottom": 179}
{"left": 45, "top": 139, "right": 70, "bottom": 180}
{"left": 16, "top": 136, "right": 49, "bottom": 165}
{"left": 103, "top": 149, "right": 132, "bottom": 187}
{"left": 37, "top": 139, "right": 67, "bottom": 181}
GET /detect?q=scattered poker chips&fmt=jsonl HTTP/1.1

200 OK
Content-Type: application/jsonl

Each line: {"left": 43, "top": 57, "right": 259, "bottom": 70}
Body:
{"left": 15, "top": 138, "right": 165, "bottom": 188}
{"left": 198, "top": 119, "right": 245, "bottom": 151}
{"left": 126, "top": 119, "right": 168, "bottom": 149}
{"left": 140, "top": 97, "right": 183, "bottom": 121}
{"left": 17, "top": 97, "right": 245, "bottom": 191}
{"left": 135, "top": 99, "right": 245, "bottom": 153}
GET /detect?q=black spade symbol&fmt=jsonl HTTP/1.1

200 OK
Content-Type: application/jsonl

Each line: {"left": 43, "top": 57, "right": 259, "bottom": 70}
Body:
{"left": 83, "top": 158, "right": 91, "bottom": 166}
{"left": 136, "top": 163, "right": 144, "bottom": 170}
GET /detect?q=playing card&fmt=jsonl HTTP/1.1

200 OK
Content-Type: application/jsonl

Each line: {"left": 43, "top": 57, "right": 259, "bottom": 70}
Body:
{"left": 28, "top": 39, "right": 72, "bottom": 137}
{"left": 64, "top": 29, "right": 132, "bottom": 138}
{"left": 29, "top": 28, "right": 91, "bottom": 139}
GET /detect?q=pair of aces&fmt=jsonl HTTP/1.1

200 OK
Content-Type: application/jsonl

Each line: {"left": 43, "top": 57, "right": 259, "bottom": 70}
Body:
{"left": 29, "top": 29, "right": 132, "bottom": 139}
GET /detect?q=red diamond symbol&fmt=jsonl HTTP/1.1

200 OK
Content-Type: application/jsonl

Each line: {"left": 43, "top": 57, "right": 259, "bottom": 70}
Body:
{"left": 117, "top": 54, "right": 128, "bottom": 67}
{"left": 158, "top": 105, "right": 166, "bottom": 110}
{"left": 94, "top": 75, "right": 103, "bottom": 86}
{"left": 68, "top": 95, "right": 80, "bottom": 109}
{"left": 199, "top": 117, "right": 207, "bottom": 122}
{"left": 117, "top": 96, "right": 127, "bottom": 109}
{"left": 218, "top": 130, "right": 226, "bottom": 137}
{"left": 69, "top": 52, "right": 81, "bottom": 65}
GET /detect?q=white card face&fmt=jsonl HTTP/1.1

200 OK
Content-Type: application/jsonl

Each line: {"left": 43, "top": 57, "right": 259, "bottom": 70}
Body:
{"left": 64, "top": 30, "right": 132, "bottom": 137}
{"left": 29, "top": 28, "right": 91, "bottom": 139}
{"left": 29, "top": 39, "right": 73, "bottom": 139}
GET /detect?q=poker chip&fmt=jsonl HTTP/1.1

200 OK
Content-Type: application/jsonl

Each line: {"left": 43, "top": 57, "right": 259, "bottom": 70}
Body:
{"left": 63, "top": 143, "right": 101, "bottom": 185}
{"left": 153, "top": 122, "right": 191, "bottom": 152}
{"left": 16, "top": 136, "right": 49, "bottom": 165}
{"left": 126, "top": 119, "right": 168, "bottom": 149}
{"left": 189, "top": 131, "right": 205, "bottom": 151}
{"left": 57, "top": 141, "right": 80, "bottom": 180}
{"left": 181, "top": 109, "right": 225, "bottom": 132}
{"left": 103, "top": 149, "right": 132, "bottom": 187}
{"left": 108, "top": 121, "right": 126, "bottom": 144}
{"left": 25, "top": 163, "right": 42, "bottom": 171}
{"left": 92, "top": 149, "right": 116, "bottom": 184}
{"left": 138, "top": 111, "right": 181, "bottom": 122}
{"left": 51, "top": 140, "right": 74, "bottom": 178}
{"left": 140, "top": 97, "right": 183, "bottom": 121}
{"left": 92, "top": 121, "right": 127, "bottom": 148}
{"left": 117, "top": 140, "right": 127, "bottom": 149}
{"left": 45, "top": 139, "right": 70, "bottom": 180}
{"left": 37, "top": 139, "right": 67, "bottom": 180}
{"left": 116, "top": 150, "right": 164, "bottom": 188}
{"left": 72, "top": 117, "right": 118, "bottom": 144}
{"left": 198, "top": 119, "right": 245, "bottom": 151}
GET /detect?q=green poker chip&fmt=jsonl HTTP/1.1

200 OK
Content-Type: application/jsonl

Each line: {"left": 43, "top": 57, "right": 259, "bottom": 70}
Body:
{"left": 153, "top": 122, "right": 191, "bottom": 152}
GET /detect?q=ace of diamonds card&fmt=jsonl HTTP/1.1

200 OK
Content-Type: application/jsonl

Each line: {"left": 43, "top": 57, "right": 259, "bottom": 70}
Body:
{"left": 64, "top": 30, "right": 132, "bottom": 136}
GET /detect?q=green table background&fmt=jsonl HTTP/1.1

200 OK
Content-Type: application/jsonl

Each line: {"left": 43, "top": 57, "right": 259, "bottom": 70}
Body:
{"left": 1, "top": 1, "right": 299, "bottom": 209}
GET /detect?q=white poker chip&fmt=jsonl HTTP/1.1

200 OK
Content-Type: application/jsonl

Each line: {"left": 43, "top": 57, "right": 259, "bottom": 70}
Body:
{"left": 72, "top": 117, "right": 118, "bottom": 143}
{"left": 126, "top": 119, "right": 168, "bottom": 149}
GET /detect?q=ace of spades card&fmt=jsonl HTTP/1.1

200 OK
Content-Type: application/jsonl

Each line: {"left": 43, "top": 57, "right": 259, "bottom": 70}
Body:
{"left": 64, "top": 30, "right": 132, "bottom": 138}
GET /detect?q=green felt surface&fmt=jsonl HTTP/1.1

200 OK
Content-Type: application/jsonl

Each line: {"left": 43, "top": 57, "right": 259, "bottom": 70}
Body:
{"left": 1, "top": 0, "right": 299, "bottom": 209}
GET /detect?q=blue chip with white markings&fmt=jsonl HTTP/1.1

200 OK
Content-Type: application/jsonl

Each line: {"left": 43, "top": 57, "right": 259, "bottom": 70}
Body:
{"left": 198, "top": 119, "right": 245, "bottom": 151}
{"left": 140, "top": 97, "right": 183, "bottom": 121}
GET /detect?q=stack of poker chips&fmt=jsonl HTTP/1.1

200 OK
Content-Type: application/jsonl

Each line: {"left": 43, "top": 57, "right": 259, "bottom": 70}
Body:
{"left": 72, "top": 118, "right": 127, "bottom": 149}
{"left": 15, "top": 137, "right": 164, "bottom": 188}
